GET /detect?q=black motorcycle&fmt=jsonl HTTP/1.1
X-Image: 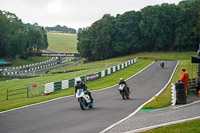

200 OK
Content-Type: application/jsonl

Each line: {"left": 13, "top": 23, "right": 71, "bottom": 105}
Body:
{"left": 160, "top": 61, "right": 164, "bottom": 69}
{"left": 118, "top": 84, "right": 129, "bottom": 100}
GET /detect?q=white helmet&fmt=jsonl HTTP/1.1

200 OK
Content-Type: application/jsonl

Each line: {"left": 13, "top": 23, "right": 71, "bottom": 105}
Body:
{"left": 76, "top": 79, "right": 81, "bottom": 83}
{"left": 120, "top": 78, "right": 123, "bottom": 81}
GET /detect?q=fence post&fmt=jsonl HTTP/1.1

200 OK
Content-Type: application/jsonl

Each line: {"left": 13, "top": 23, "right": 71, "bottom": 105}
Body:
{"left": 7, "top": 89, "right": 8, "bottom": 100}
{"left": 27, "top": 87, "right": 29, "bottom": 98}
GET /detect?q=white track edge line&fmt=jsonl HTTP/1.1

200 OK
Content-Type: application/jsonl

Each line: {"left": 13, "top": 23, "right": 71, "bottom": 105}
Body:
{"left": 100, "top": 61, "right": 179, "bottom": 133}
{"left": 125, "top": 116, "right": 200, "bottom": 133}
{"left": 173, "top": 100, "right": 200, "bottom": 110}
{"left": 0, "top": 61, "right": 154, "bottom": 114}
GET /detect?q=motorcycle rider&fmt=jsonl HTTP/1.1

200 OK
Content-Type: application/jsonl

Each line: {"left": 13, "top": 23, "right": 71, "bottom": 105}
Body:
{"left": 119, "top": 78, "right": 130, "bottom": 94}
{"left": 160, "top": 61, "right": 164, "bottom": 68}
{"left": 75, "top": 79, "right": 93, "bottom": 103}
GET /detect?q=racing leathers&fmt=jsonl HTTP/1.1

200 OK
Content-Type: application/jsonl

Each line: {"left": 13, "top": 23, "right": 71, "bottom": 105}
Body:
{"left": 75, "top": 81, "right": 93, "bottom": 102}
{"left": 119, "top": 80, "right": 130, "bottom": 94}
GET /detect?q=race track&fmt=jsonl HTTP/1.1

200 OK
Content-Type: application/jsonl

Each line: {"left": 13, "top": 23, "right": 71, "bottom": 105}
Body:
{"left": 0, "top": 61, "right": 178, "bottom": 133}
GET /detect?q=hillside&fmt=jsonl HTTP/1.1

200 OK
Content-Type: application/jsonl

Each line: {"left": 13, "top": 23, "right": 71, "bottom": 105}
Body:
{"left": 47, "top": 32, "right": 78, "bottom": 53}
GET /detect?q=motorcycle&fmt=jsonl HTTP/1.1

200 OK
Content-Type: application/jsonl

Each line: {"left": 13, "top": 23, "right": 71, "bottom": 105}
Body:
{"left": 119, "top": 84, "right": 129, "bottom": 100}
{"left": 160, "top": 61, "right": 164, "bottom": 69}
{"left": 75, "top": 89, "right": 93, "bottom": 110}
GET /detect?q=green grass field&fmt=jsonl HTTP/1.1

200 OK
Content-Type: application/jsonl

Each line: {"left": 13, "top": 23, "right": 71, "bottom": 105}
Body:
{"left": 47, "top": 32, "right": 78, "bottom": 53}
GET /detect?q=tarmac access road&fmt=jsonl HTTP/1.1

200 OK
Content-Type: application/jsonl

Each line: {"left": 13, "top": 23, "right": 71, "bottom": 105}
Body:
{"left": 29, "top": 60, "right": 80, "bottom": 75}
{"left": 0, "top": 61, "right": 178, "bottom": 133}
{"left": 25, "top": 49, "right": 80, "bottom": 75}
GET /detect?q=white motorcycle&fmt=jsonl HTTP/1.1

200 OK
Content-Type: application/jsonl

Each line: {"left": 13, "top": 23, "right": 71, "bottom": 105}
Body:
{"left": 119, "top": 84, "right": 129, "bottom": 100}
{"left": 75, "top": 89, "right": 93, "bottom": 110}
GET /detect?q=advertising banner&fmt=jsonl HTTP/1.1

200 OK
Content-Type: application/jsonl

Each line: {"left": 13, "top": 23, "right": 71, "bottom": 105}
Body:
{"left": 86, "top": 73, "right": 99, "bottom": 81}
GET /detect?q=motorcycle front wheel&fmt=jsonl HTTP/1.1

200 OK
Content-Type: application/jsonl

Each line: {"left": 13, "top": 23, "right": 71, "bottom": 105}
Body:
{"left": 79, "top": 98, "right": 86, "bottom": 110}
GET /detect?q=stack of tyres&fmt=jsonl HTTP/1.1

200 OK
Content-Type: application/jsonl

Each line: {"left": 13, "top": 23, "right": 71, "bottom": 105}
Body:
{"left": 175, "top": 82, "right": 186, "bottom": 104}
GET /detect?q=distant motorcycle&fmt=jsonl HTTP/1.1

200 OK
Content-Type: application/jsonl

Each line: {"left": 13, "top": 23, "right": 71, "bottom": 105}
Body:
{"left": 160, "top": 61, "right": 164, "bottom": 69}
{"left": 75, "top": 89, "right": 93, "bottom": 110}
{"left": 119, "top": 84, "right": 129, "bottom": 100}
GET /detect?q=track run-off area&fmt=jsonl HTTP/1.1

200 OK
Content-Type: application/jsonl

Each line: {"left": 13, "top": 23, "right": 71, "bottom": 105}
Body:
{"left": 0, "top": 61, "right": 178, "bottom": 133}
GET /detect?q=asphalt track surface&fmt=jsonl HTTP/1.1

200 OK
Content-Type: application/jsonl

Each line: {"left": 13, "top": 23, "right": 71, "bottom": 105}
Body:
{"left": 0, "top": 61, "right": 178, "bottom": 133}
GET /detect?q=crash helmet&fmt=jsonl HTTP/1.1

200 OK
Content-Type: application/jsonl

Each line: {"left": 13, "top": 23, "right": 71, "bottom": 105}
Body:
{"left": 76, "top": 79, "right": 81, "bottom": 84}
{"left": 120, "top": 78, "right": 123, "bottom": 81}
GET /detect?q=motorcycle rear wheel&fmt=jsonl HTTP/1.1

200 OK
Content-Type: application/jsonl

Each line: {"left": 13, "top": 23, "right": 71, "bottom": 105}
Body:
{"left": 120, "top": 91, "right": 126, "bottom": 100}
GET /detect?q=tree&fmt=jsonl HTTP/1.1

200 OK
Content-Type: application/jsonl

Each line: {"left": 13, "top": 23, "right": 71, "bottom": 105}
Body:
{"left": 77, "top": 0, "right": 200, "bottom": 61}
{"left": 139, "top": 4, "right": 177, "bottom": 52}
{"left": 6, "top": 30, "right": 27, "bottom": 60}
{"left": 113, "top": 11, "right": 143, "bottom": 55}
{"left": 41, "top": 27, "right": 48, "bottom": 49}
{"left": 174, "top": 0, "right": 200, "bottom": 51}
{"left": 45, "top": 25, "right": 76, "bottom": 34}
{"left": 0, "top": 10, "right": 27, "bottom": 60}
{"left": 27, "top": 27, "right": 45, "bottom": 53}
{"left": 77, "top": 14, "right": 116, "bottom": 61}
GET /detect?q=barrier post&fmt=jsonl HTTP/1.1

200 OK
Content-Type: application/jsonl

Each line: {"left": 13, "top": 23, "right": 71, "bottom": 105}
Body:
{"left": 27, "top": 87, "right": 29, "bottom": 98}
{"left": 7, "top": 89, "right": 8, "bottom": 100}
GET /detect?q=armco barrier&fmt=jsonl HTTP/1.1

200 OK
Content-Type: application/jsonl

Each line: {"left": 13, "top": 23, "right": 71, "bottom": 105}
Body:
{"left": 44, "top": 58, "right": 137, "bottom": 94}
{"left": 62, "top": 80, "right": 69, "bottom": 89}
{"left": 113, "top": 66, "right": 116, "bottom": 72}
{"left": 101, "top": 70, "right": 105, "bottom": 77}
{"left": 54, "top": 81, "right": 62, "bottom": 91}
{"left": 2, "top": 58, "right": 58, "bottom": 76}
{"left": 108, "top": 68, "right": 111, "bottom": 75}
{"left": 111, "top": 67, "right": 113, "bottom": 73}
{"left": 80, "top": 76, "right": 86, "bottom": 82}
{"left": 98, "top": 72, "right": 101, "bottom": 78}
{"left": 105, "top": 70, "right": 108, "bottom": 76}
{"left": 45, "top": 82, "right": 54, "bottom": 94}
{"left": 68, "top": 79, "right": 75, "bottom": 87}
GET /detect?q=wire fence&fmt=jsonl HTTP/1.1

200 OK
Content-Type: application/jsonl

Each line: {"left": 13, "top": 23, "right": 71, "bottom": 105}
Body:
{"left": 6, "top": 83, "right": 43, "bottom": 100}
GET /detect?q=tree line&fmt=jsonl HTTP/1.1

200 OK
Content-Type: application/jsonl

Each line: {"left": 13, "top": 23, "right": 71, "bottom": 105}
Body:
{"left": 77, "top": 0, "right": 200, "bottom": 61}
{"left": 0, "top": 11, "right": 48, "bottom": 61}
{"left": 45, "top": 25, "right": 76, "bottom": 34}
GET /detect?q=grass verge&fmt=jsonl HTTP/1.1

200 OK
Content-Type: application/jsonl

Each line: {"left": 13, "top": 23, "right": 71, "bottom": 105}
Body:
{"left": 142, "top": 118, "right": 200, "bottom": 133}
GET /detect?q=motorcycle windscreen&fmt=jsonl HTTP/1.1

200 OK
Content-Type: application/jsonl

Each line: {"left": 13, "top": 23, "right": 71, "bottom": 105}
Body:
{"left": 76, "top": 89, "right": 84, "bottom": 97}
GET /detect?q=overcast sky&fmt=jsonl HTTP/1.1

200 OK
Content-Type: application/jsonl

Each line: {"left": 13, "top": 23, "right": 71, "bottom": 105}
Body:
{"left": 0, "top": 0, "right": 182, "bottom": 30}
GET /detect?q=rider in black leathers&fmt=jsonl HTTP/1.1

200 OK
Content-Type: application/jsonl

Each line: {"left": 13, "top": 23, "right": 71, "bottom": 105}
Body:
{"left": 119, "top": 78, "right": 130, "bottom": 94}
{"left": 75, "top": 79, "right": 93, "bottom": 103}
{"left": 160, "top": 61, "right": 164, "bottom": 68}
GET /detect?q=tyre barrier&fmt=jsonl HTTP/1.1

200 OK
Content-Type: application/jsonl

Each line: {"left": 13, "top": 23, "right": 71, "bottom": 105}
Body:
{"left": 175, "top": 82, "right": 186, "bottom": 104}
{"left": 171, "top": 83, "right": 176, "bottom": 105}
